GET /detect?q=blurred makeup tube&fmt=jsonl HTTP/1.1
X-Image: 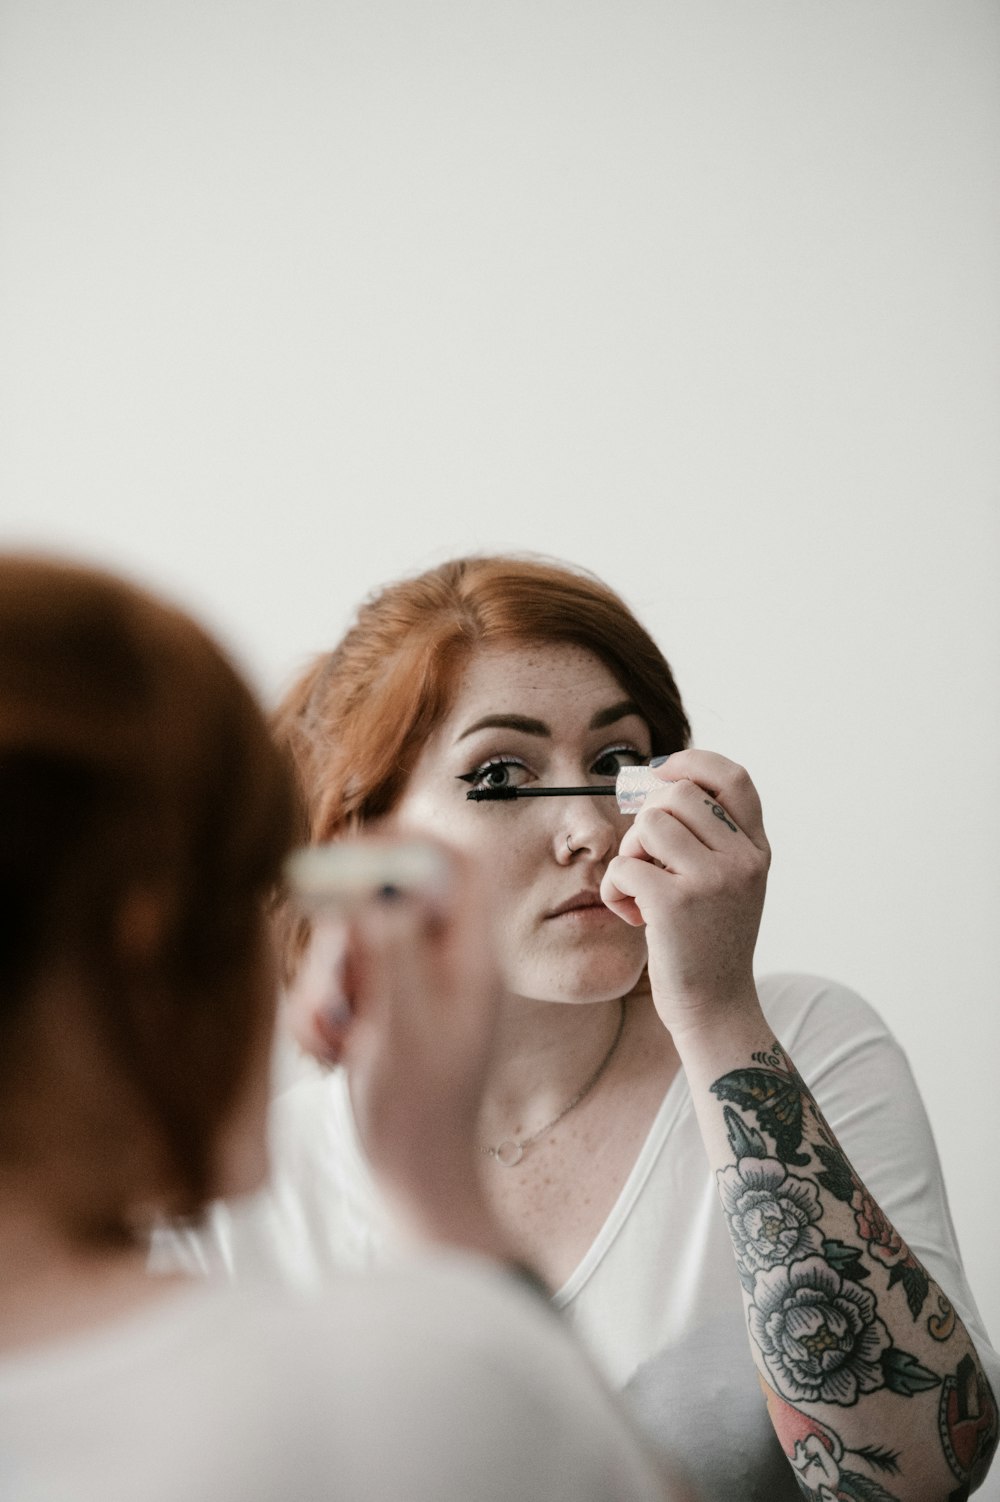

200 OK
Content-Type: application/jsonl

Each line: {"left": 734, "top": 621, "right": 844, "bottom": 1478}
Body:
{"left": 282, "top": 839, "right": 453, "bottom": 1041}
{"left": 284, "top": 838, "right": 453, "bottom": 914}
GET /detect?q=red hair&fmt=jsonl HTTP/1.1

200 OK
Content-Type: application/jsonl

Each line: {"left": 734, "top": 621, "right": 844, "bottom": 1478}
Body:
{"left": 0, "top": 555, "right": 296, "bottom": 1238}
{"left": 274, "top": 554, "right": 690, "bottom": 846}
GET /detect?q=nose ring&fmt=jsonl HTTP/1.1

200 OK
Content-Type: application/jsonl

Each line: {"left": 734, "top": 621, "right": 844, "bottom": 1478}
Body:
{"left": 566, "top": 834, "right": 575, "bottom": 855}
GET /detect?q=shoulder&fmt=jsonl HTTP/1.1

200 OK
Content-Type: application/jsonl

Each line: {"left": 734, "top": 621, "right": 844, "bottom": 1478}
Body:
{"left": 1, "top": 1275, "right": 662, "bottom": 1502}
{"left": 755, "top": 971, "right": 898, "bottom": 1074}
{"left": 294, "top": 1255, "right": 616, "bottom": 1400}
{"left": 756, "top": 970, "right": 890, "bottom": 1036}
{"left": 246, "top": 1257, "right": 666, "bottom": 1500}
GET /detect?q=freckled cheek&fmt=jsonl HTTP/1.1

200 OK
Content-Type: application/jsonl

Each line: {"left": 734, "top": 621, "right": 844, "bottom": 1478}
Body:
{"left": 480, "top": 867, "right": 538, "bottom": 940}
{"left": 458, "top": 845, "right": 546, "bottom": 947}
{"left": 449, "top": 819, "right": 543, "bottom": 878}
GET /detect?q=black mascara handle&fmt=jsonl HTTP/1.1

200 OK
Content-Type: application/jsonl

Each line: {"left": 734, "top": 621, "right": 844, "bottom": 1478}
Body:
{"left": 466, "top": 785, "right": 620, "bottom": 801}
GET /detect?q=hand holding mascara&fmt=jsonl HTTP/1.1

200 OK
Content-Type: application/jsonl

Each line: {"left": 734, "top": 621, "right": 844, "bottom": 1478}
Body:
{"left": 283, "top": 838, "right": 454, "bottom": 1060}
{"left": 283, "top": 836, "right": 514, "bottom": 1258}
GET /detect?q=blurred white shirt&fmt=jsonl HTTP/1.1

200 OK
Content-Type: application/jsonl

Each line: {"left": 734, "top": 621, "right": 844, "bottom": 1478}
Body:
{"left": 0, "top": 1255, "right": 673, "bottom": 1502}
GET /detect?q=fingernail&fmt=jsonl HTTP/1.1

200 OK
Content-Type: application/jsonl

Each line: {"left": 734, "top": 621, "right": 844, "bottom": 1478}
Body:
{"left": 649, "top": 754, "right": 673, "bottom": 767}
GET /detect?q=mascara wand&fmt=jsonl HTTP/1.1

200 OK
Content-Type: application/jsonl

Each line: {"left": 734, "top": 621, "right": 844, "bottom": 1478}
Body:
{"left": 466, "top": 766, "right": 663, "bottom": 815}
{"left": 466, "top": 786, "right": 619, "bottom": 801}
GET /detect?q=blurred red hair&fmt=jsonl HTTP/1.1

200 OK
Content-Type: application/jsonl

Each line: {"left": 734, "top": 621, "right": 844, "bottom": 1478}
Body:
{"left": 0, "top": 555, "right": 296, "bottom": 1239}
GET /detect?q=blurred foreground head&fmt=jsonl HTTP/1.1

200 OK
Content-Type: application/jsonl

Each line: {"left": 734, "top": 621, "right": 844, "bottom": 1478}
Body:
{"left": 0, "top": 556, "right": 296, "bottom": 1245}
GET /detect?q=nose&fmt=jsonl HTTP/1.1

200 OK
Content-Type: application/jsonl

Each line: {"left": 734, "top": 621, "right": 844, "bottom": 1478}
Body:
{"left": 554, "top": 794, "right": 621, "bottom": 866}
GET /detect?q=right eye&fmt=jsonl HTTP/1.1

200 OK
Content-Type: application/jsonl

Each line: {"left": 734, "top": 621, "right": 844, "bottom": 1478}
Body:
{"left": 456, "top": 756, "right": 532, "bottom": 793}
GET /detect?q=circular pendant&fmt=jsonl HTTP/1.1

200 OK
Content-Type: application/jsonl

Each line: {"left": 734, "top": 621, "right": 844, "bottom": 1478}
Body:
{"left": 495, "top": 1139, "right": 524, "bottom": 1167}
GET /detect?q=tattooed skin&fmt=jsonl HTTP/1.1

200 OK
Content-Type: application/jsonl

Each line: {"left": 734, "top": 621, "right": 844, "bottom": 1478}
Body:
{"left": 761, "top": 1378, "right": 904, "bottom": 1502}
{"left": 704, "top": 796, "right": 739, "bottom": 833}
{"left": 710, "top": 1041, "right": 999, "bottom": 1497}
{"left": 939, "top": 1353, "right": 999, "bottom": 1495}
{"left": 713, "top": 1044, "right": 935, "bottom": 1325}
{"left": 929, "top": 1295, "right": 958, "bottom": 1344}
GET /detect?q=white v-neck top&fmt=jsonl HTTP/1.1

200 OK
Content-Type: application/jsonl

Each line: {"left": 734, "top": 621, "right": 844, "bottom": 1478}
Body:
{"left": 156, "top": 973, "right": 1000, "bottom": 1501}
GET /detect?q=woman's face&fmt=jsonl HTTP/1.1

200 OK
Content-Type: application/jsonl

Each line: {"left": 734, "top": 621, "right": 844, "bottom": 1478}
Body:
{"left": 390, "top": 642, "right": 652, "bottom": 1004}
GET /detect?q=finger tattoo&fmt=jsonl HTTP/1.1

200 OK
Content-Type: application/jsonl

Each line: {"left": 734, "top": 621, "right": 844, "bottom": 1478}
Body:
{"left": 704, "top": 798, "right": 738, "bottom": 833}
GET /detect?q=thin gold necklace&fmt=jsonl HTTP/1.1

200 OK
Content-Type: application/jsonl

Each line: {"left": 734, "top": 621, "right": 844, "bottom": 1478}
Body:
{"left": 480, "top": 998, "right": 627, "bottom": 1167}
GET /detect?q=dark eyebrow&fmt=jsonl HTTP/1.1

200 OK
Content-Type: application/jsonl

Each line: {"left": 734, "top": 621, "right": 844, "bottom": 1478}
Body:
{"left": 589, "top": 700, "right": 642, "bottom": 731}
{"left": 456, "top": 701, "right": 643, "bottom": 744}
{"left": 457, "top": 714, "right": 550, "bottom": 742}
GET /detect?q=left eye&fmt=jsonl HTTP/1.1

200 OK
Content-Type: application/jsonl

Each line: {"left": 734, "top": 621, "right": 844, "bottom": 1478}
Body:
{"left": 457, "top": 756, "right": 531, "bottom": 793}
{"left": 590, "top": 745, "right": 644, "bottom": 779}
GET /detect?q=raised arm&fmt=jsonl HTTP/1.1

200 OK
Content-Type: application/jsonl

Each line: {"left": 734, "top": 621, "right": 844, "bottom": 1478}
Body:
{"left": 602, "top": 751, "right": 998, "bottom": 1501}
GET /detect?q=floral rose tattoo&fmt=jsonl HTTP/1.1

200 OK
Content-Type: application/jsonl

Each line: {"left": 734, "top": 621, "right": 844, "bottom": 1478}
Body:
{"left": 707, "top": 1042, "right": 999, "bottom": 1500}
{"left": 749, "top": 1255, "right": 892, "bottom": 1406}
{"left": 712, "top": 1044, "right": 942, "bottom": 1406}
{"left": 719, "top": 1157, "right": 824, "bottom": 1279}
{"left": 851, "top": 1184, "right": 909, "bottom": 1269}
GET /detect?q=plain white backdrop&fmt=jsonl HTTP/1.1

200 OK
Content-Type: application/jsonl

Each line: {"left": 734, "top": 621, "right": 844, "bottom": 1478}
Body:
{"left": 2, "top": 0, "right": 998, "bottom": 1439}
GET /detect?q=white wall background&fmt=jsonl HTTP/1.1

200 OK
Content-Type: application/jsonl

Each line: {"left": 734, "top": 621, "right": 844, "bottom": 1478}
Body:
{"left": 2, "top": 0, "right": 998, "bottom": 1409}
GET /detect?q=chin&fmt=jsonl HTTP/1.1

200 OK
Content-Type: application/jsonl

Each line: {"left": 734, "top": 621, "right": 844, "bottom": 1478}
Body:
{"left": 511, "top": 952, "right": 647, "bottom": 1006}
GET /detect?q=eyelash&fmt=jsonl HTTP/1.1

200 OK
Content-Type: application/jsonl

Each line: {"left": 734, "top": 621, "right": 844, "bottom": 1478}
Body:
{"left": 456, "top": 756, "right": 527, "bottom": 792}
{"left": 591, "top": 741, "right": 644, "bottom": 777}
{"left": 456, "top": 743, "right": 644, "bottom": 794}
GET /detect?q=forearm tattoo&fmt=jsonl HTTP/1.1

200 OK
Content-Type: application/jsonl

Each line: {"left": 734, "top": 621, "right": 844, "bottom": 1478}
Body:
{"left": 709, "top": 1043, "right": 998, "bottom": 1499}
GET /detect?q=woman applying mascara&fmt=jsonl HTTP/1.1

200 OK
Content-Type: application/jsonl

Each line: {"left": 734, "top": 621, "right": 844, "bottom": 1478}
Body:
{"left": 172, "top": 552, "right": 1000, "bottom": 1502}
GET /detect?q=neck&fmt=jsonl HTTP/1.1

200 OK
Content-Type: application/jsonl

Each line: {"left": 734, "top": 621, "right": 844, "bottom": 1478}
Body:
{"left": 0, "top": 1200, "right": 183, "bottom": 1355}
{"left": 477, "top": 981, "right": 665, "bottom": 1146}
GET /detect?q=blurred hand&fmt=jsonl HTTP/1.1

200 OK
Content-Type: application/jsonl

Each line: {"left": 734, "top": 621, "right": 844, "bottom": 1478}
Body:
{"left": 283, "top": 837, "right": 510, "bottom": 1256}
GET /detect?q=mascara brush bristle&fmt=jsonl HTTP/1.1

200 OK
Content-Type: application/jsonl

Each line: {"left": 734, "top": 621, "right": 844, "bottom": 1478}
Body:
{"left": 466, "top": 785, "right": 620, "bottom": 801}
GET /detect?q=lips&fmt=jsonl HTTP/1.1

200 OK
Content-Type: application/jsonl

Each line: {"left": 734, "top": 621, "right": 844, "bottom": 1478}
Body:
{"left": 546, "top": 889, "right": 608, "bottom": 919}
